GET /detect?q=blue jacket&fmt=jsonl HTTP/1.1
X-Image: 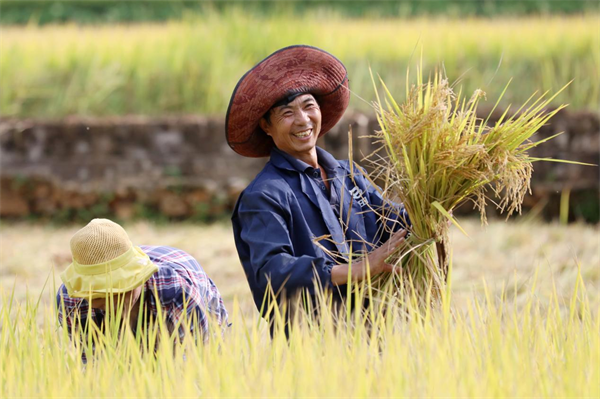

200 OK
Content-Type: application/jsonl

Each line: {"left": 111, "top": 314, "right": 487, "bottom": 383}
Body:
{"left": 232, "top": 147, "right": 408, "bottom": 315}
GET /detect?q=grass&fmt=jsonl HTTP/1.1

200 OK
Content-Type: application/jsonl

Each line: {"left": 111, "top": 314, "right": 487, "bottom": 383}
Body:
{"left": 0, "top": 220, "right": 598, "bottom": 397}
{"left": 1, "top": 276, "right": 598, "bottom": 397}
{"left": 0, "top": 12, "right": 598, "bottom": 118}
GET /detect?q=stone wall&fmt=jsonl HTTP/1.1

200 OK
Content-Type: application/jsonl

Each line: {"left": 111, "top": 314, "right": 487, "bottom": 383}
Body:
{"left": 0, "top": 109, "right": 598, "bottom": 222}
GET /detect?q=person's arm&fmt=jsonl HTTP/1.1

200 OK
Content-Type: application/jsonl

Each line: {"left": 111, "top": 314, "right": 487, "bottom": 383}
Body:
{"left": 152, "top": 267, "right": 218, "bottom": 342}
{"left": 56, "top": 285, "right": 91, "bottom": 342}
{"left": 237, "top": 190, "right": 408, "bottom": 292}
{"left": 329, "top": 228, "right": 407, "bottom": 285}
{"left": 56, "top": 287, "right": 75, "bottom": 341}
{"left": 235, "top": 190, "right": 336, "bottom": 299}
{"left": 354, "top": 165, "right": 453, "bottom": 281}
{"left": 56, "top": 286, "right": 95, "bottom": 363}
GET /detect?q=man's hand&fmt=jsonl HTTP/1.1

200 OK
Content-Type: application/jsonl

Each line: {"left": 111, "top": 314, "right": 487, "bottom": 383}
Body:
{"left": 363, "top": 229, "right": 408, "bottom": 275}
{"left": 330, "top": 229, "right": 407, "bottom": 286}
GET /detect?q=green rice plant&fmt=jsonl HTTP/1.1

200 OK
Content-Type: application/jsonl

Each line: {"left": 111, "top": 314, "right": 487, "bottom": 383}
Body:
{"left": 367, "top": 63, "right": 592, "bottom": 302}
{"left": 0, "top": 13, "right": 598, "bottom": 118}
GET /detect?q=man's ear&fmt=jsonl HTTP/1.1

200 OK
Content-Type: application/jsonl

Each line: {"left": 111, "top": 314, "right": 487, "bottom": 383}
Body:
{"left": 259, "top": 117, "right": 271, "bottom": 137}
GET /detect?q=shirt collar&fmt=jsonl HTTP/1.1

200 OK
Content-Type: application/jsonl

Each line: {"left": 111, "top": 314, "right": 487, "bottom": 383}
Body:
{"left": 270, "top": 146, "right": 341, "bottom": 176}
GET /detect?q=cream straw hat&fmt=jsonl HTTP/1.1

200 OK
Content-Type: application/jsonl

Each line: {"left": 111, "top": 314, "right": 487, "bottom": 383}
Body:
{"left": 60, "top": 218, "right": 158, "bottom": 299}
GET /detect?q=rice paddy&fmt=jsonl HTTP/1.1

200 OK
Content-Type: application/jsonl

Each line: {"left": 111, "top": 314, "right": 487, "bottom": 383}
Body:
{"left": 1, "top": 219, "right": 598, "bottom": 397}
{"left": 1, "top": 13, "right": 598, "bottom": 118}
{"left": 1, "top": 10, "right": 598, "bottom": 398}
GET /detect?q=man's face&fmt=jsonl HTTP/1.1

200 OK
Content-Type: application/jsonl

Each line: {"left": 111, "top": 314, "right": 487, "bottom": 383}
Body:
{"left": 90, "top": 286, "right": 141, "bottom": 312}
{"left": 259, "top": 94, "right": 322, "bottom": 159}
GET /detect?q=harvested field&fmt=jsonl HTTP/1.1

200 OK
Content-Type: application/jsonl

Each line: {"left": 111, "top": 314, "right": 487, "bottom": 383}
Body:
{"left": 1, "top": 219, "right": 598, "bottom": 314}
{"left": 0, "top": 219, "right": 598, "bottom": 397}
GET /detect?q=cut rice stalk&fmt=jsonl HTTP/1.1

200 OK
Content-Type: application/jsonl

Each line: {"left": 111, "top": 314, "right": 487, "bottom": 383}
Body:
{"left": 365, "top": 67, "right": 583, "bottom": 303}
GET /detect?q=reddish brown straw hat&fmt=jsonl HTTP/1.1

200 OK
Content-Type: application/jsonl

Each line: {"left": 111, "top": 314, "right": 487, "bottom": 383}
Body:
{"left": 226, "top": 45, "right": 350, "bottom": 157}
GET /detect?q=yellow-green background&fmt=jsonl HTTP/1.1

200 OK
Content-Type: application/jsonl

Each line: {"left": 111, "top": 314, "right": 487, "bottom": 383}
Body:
{"left": 1, "top": 5, "right": 599, "bottom": 398}
{"left": 2, "top": 12, "right": 598, "bottom": 118}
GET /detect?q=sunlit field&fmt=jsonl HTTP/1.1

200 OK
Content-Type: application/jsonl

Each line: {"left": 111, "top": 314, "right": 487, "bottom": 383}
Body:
{"left": 1, "top": 13, "right": 598, "bottom": 118}
{"left": 1, "top": 219, "right": 598, "bottom": 397}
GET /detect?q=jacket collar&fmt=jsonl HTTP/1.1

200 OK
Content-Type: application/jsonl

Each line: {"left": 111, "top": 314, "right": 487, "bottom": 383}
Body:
{"left": 270, "top": 146, "right": 342, "bottom": 177}
{"left": 270, "top": 146, "right": 350, "bottom": 258}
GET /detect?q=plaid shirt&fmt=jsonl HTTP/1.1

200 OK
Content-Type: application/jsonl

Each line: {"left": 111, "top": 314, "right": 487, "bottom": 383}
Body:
{"left": 57, "top": 245, "right": 229, "bottom": 345}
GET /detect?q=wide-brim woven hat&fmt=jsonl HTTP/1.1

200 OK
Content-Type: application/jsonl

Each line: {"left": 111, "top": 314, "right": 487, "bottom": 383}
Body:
{"left": 60, "top": 219, "right": 158, "bottom": 299}
{"left": 226, "top": 45, "right": 350, "bottom": 158}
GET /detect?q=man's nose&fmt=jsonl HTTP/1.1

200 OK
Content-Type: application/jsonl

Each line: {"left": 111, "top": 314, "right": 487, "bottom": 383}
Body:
{"left": 294, "top": 109, "right": 311, "bottom": 124}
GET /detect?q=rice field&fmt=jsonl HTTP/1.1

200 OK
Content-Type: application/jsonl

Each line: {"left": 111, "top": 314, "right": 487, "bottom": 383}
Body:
{"left": 1, "top": 219, "right": 598, "bottom": 397}
{"left": 1, "top": 13, "right": 598, "bottom": 118}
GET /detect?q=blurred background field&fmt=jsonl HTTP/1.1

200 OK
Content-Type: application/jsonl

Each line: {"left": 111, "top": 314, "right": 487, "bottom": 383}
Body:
{"left": 1, "top": 218, "right": 598, "bottom": 398}
{"left": 0, "top": 1, "right": 597, "bottom": 280}
{"left": 1, "top": 219, "right": 598, "bottom": 316}
{"left": 0, "top": 1, "right": 598, "bottom": 292}
{"left": 2, "top": 0, "right": 598, "bottom": 24}
{"left": 2, "top": 13, "right": 598, "bottom": 118}
{"left": 1, "top": 4, "right": 598, "bottom": 224}
{"left": 1, "top": 3, "right": 599, "bottom": 397}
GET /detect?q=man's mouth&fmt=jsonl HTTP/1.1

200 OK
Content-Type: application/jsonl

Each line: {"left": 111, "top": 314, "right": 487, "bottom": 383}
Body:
{"left": 292, "top": 128, "right": 312, "bottom": 138}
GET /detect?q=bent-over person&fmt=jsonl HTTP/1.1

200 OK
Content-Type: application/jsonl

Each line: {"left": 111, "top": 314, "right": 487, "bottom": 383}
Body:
{"left": 56, "top": 218, "right": 229, "bottom": 359}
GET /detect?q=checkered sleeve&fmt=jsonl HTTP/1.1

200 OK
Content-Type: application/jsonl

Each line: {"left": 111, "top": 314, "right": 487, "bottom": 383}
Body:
{"left": 56, "top": 284, "right": 101, "bottom": 363}
{"left": 142, "top": 246, "right": 229, "bottom": 342}
{"left": 56, "top": 285, "right": 75, "bottom": 341}
{"left": 56, "top": 285, "right": 95, "bottom": 341}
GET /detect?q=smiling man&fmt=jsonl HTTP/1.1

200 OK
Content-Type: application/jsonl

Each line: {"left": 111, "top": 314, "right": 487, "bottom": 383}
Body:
{"left": 226, "top": 45, "right": 410, "bottom": 328}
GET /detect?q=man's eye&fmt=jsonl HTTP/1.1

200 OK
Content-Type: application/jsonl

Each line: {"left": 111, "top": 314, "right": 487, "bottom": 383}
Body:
{"left": 283, "top": 112, "right": 293, "bottom": 117}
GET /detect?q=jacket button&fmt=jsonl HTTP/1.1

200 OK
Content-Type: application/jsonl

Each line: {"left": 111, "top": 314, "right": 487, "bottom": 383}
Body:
{"left": 321, "top": 186, "right": 326, "bottom": 190}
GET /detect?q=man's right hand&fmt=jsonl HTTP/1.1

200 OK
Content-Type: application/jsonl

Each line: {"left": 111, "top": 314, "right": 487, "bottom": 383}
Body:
{"left": 330, "top": 229, "right": 408, "bottom": 286}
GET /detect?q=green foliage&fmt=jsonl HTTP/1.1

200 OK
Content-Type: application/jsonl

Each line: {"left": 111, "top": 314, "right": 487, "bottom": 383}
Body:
{"left": 573, "top": 189, "right": 600, "bottom": 223}
{"left": 131, "top": 203, "right": 170, "bottom": 224}
{"left": 44, "top": 192, "right": 115, "bottom": 225}
{"left": 1, "top": 14, "right": 598, "bottom": 119}
{"left": 1, "top": 0, "right": 598, "bottom": 25}
{"left": 189, "top": 198, "right": 229, "bottom": 224}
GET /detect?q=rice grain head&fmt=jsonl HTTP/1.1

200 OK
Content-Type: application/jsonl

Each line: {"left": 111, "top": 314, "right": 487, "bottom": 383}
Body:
{"left": 367, "top": 65, "right": 570, "bottom": 302}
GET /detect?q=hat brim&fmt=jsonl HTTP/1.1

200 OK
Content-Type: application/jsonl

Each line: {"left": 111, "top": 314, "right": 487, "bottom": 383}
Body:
{"left": 226, "top": 45, "right": 350, "bottom": 158}
{"left": 60, "top": 246, "right": 158, "bottom": 299}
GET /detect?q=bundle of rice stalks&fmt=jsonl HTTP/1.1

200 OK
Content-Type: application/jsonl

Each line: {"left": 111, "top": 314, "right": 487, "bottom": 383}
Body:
{"left": 367, "top": 65, "right": 581, "bottom": 302}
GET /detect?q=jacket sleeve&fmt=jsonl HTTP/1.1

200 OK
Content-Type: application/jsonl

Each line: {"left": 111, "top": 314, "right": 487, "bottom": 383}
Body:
{"left": 235, "top": 189, "right": 335, "bottom": 303}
